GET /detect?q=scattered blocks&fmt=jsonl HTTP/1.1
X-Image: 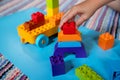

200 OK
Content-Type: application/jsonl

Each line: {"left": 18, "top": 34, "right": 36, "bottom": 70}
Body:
{"left": 62, "top": 21, "right": 76, "bottom": 34}
{"left": 58, "top": 30, "right": 82, "bottom": 42}
{"left": 75, "top": 64, "right": 103, "bottom": 80}
{"left": 98, "top": 32, "right": 114, "bottom": 50}
{"left": 54, "top": 42, "right": 86, "bottom": 58}
{"left": 50, "top": 55, "right": 65, "bottom": 76}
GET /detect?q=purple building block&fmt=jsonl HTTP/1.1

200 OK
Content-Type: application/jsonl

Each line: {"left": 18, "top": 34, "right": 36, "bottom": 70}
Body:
{"left": 50, "top": 55, "right": 65, "bottom": 76}
{"left": 54, "top": 42, "right": 87, "bottom": 58}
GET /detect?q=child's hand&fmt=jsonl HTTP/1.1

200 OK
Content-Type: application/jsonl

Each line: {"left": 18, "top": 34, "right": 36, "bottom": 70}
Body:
{"left": 59, "top": 0, "right": 112, "bottom": 28}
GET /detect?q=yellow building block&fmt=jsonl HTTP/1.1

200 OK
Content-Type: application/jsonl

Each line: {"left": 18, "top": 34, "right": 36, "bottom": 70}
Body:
{"left": 49, "top": 12, "right": 64, "bottom": 25}
{"left": 17, "top": 22, "right": 57, "bottom": 44}
{"left": 58, "top": 30, "right": 82, "bottom": 42}
{"left": 17, "top": 13, "right": 63, "bottom": 44}
{"left": 47, "top": 7, "right": 59, "bottom": 17}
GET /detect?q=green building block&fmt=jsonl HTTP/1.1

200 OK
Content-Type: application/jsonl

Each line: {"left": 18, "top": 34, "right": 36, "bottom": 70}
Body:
{"left": 75, "top": 64, "right": 104, "bottom": 80}
{"left": 46, "top": 0, "right": 59, "bottom": 8}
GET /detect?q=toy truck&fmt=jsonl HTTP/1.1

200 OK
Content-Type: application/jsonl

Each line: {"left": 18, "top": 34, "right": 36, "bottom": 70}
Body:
{"left": 17, "top": 12, "right": 63, "bottom": 48}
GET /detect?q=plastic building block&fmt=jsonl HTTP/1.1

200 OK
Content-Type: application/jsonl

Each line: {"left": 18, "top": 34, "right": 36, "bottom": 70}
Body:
{"left": 35, "top": 34, "right": 49, "bottom": 48}
{"left": 23, "top": 20, "right": 35, "bottom": 31}
{"left": 23, "top": 12, "right": 45, "bottom": 32}
{"left": 75, "top": 64, "right": 103, "bottom": 80}
{"left": 50, "top": 55, "right": 65, "bottom": 76}
{"left": 54, "top": 42, "right": 86, "bottom": 58}
{"left": 17, "top": 13, "right": 63, "bottom": 45}
{"left": 49, "top": 12, "right": 63, "bottom": 25}
{"left": 98, "top": 32, "right": 114, "bottom": 50}
{"left": 62, "top": 21, "right": 76, "bottom": 34}
{"left": 113, "top": 71, "right": 120, "bottom": 80}
{"left": 47, "top": 7, "right": 59, "bottom": 17}
{"left": 31, "top": 12, "right": 45, "bottom": 24}
{"left": 17, "top": 22, "right": 57, "bottom": 44}
{"left": 46, "top": 0, "right": 59, "bottom": 8}
{"left": 58, "top": 30, "right": 82, "bottom": 42}
{"left": 58, "top": 41, "right": 81, "bottom": 48}
{"left": 103, "top": 60, "right": 120, "bottom": 80}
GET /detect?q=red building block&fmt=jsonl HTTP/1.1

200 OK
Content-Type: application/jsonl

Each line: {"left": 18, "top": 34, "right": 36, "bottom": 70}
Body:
{"left": 61, "top": 21, "right": 76, "bottom": 34}
{"left": 23, "top": 20, "right": 34, "bottom": 31}
{"left": 31, "top": 12, "right": 45, "bottom": 25}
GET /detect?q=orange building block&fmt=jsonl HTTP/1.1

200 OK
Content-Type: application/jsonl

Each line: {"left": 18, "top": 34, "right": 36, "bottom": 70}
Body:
{"left": 58, "top": 30, "right": 82, "bottom": 42}
{"left": 98, "top": 32, "right": 114, "bottom": 50}
{"left": 49, "top": 12, "right": 63, "bottom": 25}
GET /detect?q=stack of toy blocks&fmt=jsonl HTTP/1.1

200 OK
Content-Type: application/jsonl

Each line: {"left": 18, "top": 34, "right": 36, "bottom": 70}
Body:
{"left": 49, "top": 21, "right": 87, "bottom": 77}
{"left": 54, "top": 21, "right": 87, "bottom": 58}
{"left": 98, "top": 32, "right": 114, "bottom": 50}
{"left": 24, "top": 12, "right": 45, "bottom": 31}
{"left": 46, "top": 0, "right": 59, "bottom": 17}
{"left": 50, "top": 55, "right": 65, "bottom": 76}
{"left": 75, "top": 64, "right": 103, "bottom": 80}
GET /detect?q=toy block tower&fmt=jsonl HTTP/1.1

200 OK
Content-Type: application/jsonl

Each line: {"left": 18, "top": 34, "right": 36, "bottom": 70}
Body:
{"left": 54, "top": 21, "right": 87, "bottom": 58}
{"left": 46, "top": 0, "right": 59, "bottom": 17}
{"left": 49, "top": 21, "right": 87, "bottom": 76}
{"left": 98, "top": 32, "right": 114, "bottom": 50}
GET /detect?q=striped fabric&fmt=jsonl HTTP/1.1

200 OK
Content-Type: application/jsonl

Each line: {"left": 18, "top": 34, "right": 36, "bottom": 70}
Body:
{"left": 0, "top": 53, "right": 29, "bottom": 80}
{"left": 0, "top": 0, "right": 120, "bottom": 40}
{"left": 83, "top": 6, "right": 120, "bottom": 40}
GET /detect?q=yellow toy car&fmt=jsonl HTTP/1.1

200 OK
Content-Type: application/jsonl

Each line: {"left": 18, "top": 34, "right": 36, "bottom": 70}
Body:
{"left": 17, "top": 12, "right": 63, "bottom": 47}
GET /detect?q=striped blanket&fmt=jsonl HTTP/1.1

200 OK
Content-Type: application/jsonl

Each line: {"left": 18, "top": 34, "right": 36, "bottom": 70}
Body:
{"left": 0, "top": 53, "right": 29, "bottom": 80}
{"left": 0, "top": 0, "right": 120, "bottom": 40}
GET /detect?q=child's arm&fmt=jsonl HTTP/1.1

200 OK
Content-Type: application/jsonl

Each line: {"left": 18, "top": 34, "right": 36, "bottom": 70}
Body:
{"left": 107, "top": 0, "right": 120, "bottom": 12}
{"left": 59, "top": 0, "right": 113, "bottom": 28}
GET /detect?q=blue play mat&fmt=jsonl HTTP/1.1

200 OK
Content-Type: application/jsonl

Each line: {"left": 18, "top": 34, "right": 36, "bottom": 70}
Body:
{"left": 0, "top": 8, "right": 120, "bottom": 80}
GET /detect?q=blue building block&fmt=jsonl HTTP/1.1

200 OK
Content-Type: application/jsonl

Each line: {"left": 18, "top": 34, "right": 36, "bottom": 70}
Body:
{"left": 58, "top": 41, "right": 81, "bottom": 48}
{"left": 115, "top": 72, "right": 120, "bottom": 77}
{"left": 54, "top": 42, "right": 87, "bottom": 58}
{"left": 113, "top": 71, "right": 120, "bottom": 80}
{"left": 50, "top": 55, "right": 65, "bottom": 76}
{"left": 102, "top": 60, "right": 120, "bottom": 80}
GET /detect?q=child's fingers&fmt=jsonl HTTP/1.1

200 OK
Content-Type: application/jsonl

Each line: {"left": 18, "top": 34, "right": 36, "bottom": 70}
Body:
{"left": 59, "top": 10, "right": 72, "bottom": 28}
{"left": 76, "top": 15, "right": 88, "bottom": 27}
{"left": 62, "top": 10, "right": 71, "bottom": 20}
{"left": 59, "top": 7, "right": 78, "bottom": 28}
{"left": 59, "top": 10, "right": 70, "bottom": 28}
{"left": 63, "top": 9, "right": 77, "bottom": 23}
